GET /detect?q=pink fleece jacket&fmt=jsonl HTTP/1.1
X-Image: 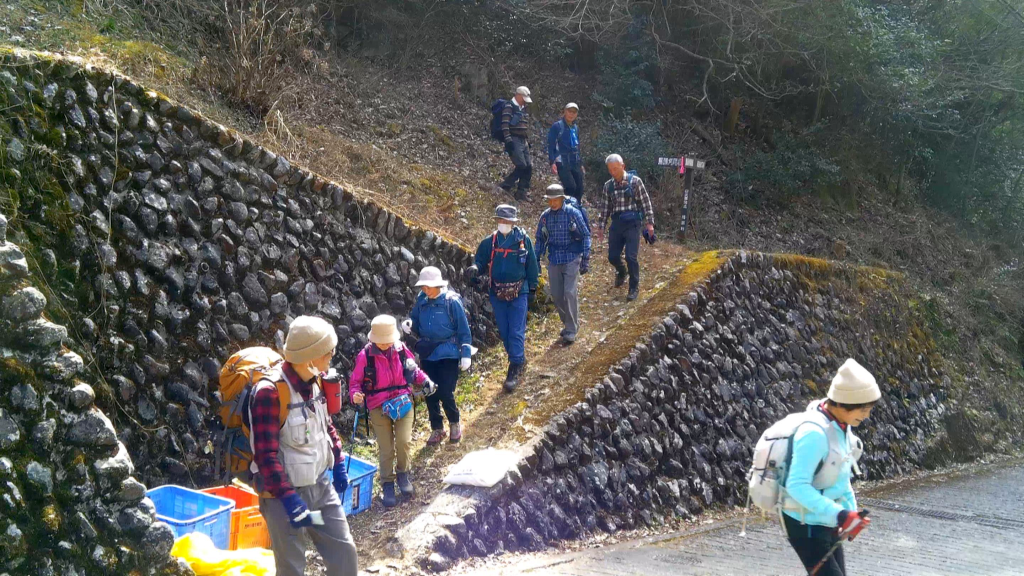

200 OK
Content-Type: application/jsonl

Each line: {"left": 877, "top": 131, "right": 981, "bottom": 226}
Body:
{"left": 348, "top": 343, "right": 428, "bottom": 411}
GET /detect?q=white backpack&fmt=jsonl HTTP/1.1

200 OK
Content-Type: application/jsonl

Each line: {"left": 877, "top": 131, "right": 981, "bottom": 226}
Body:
{"left": 746, "top": 402, "right": 863, "bottom": 516}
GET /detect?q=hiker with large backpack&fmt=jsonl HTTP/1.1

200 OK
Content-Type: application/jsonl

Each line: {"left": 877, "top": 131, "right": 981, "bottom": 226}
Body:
{"left": 348, "top": 315, "right": 436, "bottom": 508}
{"left": 400, "top": 266, "right": 473, "bottom": 446}
{"left": 595, "top": 154, "right": 656, "bottom": 302}
{"left": 535, "top": 184, "right": 591, "bottom": 346}
{"left": 747, "top": 358, "right": 880, "bottom": 576}
{"left": 547, "top": 102, "right": 586, "bottom": 202}
{"left": 219, "top": 316, "right": 357, "bottom": 576}
{"left": 467, "top": 204, "right": 539, "bottom": 392}
{"left": 491, "top": 86, "right": 533, "bottom": 201}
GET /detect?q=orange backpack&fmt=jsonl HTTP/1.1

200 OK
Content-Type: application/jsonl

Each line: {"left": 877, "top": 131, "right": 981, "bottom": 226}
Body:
{"left": 215, "top": 347, "right": 291, "bottom": 483}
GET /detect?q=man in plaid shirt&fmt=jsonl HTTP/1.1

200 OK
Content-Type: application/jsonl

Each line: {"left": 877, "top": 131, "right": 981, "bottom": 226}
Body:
{"left": 250, "top": 363, "right": 346, "bottom": 501}
{"left": 251, "top": 316, "right": 358, "bottom": 576}
{"left": 535, "top": 184, "right": 591, "bottom": 345}
{"left": 595, "top": 154, "right": 655, "bottom": 301}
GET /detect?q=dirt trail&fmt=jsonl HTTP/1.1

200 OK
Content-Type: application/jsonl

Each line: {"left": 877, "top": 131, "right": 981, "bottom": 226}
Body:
{"left": 334, "top": 240, "right": 699, "bottom": 571}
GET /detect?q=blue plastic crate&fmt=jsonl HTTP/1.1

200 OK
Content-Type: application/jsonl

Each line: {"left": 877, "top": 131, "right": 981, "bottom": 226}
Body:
{"left": 327, "top": 455, "right": 378, "bottom": 516}
{"left": 147, "top": 485, "right": 235, "bottom": 549}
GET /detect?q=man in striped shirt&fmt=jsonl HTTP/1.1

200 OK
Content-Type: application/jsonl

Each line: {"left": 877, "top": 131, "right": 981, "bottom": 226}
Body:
{"left": 595, "top": 154, "right": 655, "bottom": 301}
{"left": 498, "top": 86, "right": 533, "bottom": 201}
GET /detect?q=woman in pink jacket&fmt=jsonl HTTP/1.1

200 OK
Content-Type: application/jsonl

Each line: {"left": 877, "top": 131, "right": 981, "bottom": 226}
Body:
{"left": 349, "top": 315, "right": 435, "bottom": 507}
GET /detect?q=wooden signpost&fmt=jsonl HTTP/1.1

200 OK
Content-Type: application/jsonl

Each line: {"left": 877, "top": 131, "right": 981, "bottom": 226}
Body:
{"left": 658, "top": 156, "right": 706, "bottom": 239}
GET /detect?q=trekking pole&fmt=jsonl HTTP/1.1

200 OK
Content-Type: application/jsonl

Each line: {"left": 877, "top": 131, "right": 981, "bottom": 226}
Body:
{"left": 808, "top": 510, "right": 870, "bottom": 576}
{"left": 346, "top": 407, "right": 362, "bottom": 476}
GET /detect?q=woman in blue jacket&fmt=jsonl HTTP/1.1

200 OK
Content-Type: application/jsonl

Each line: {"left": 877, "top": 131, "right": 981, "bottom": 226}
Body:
{"left": 783, "top": 359, "right": 879, "bottom": 576}
{"left": 402, "top": 266, "right": 473, "bottom": 445}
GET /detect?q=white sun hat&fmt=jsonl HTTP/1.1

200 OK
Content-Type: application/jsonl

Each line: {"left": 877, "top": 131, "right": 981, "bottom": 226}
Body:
{"left": 415, "top": 266, "right": 449, "bottom": 288}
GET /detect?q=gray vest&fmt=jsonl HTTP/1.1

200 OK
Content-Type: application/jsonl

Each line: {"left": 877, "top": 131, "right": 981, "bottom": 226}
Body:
{"left": 250, "top": 370, "right": 334, "bottom": 488}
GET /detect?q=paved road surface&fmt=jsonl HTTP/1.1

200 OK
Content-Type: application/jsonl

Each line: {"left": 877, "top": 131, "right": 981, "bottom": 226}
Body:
{"left": 476, "top": 463, "right": 1024, "bottom": 576}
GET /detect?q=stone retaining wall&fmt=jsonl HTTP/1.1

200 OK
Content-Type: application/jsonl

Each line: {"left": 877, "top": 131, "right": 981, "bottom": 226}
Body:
{"left": 0, "top": 49, "right": 492, "bottom": 492}
{"left": 399, "top": 252, "right": 953, "bottom": 570}
{"left": 1, "top": 210, "right": 186, "bottom": 576}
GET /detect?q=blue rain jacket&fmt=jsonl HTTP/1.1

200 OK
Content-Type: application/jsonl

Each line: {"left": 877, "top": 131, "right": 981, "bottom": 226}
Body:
{"left": 409, "top": 290, "right": 472, "bottom": 361}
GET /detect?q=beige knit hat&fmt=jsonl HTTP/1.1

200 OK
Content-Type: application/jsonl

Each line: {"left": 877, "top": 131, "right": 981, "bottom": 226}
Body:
{"left": 368, "top": 315, "right": 401, "bottom": 345}
{"left": 283, "top": 316, "right": 338, "bottom": 364}
{"left": 828, "top": 359, "right": 881, "bottom": 404}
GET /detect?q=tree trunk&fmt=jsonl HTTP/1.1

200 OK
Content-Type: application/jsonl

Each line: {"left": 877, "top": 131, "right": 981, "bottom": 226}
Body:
{"left": 812, "top": 87, "right": 825, "bottom": 125}
{"left": 724, "top": 97, "right": 743, "bottom": 135}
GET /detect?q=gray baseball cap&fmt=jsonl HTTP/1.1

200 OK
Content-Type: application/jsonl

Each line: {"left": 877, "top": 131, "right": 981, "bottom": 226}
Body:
{"left": 494, "top": 204, "right": 519, "bottom": 222}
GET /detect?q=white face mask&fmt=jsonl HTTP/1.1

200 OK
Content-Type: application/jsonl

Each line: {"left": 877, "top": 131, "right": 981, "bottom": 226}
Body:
{"left": 497, "top": 223, "right": 513, "bottom": 235}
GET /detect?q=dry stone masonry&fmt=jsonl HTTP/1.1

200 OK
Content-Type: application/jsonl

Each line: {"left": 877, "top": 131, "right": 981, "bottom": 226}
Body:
{"left": 0, "top": 49, "right": 492, "bottom": 498}
{"left": 400, "top": 252, "right": 957, "bottom": 571}
{"left": 0, "top": 210, "right": 188, "bottom": 576}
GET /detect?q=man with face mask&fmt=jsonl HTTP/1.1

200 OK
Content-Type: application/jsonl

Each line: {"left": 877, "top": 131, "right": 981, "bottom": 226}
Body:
{"left": 468, "top": 204, "right": 539, "bottom": 392}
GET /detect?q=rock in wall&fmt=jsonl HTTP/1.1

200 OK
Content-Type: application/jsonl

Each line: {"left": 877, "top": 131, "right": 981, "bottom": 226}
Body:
{"left": 0, "top": 49, "right": 493, "bottom": 491}
{"left": 402, "top": 252, "right": 952, "bottom": 570}
{"left": 0, "top": 211, "right": 187, "bottom": 576}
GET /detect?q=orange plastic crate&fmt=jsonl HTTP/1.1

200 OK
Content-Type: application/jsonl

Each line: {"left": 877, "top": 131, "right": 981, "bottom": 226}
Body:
{"left": 201, "top": 485, "right": 271, "bottom": 550}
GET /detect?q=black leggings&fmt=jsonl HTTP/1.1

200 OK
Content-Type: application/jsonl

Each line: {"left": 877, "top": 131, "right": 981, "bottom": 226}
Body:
{"left": 784, "top": 513, "right": 846, "bottom": 576}
{"left": 420, "top": 358, "right": 461, "bottom": 430}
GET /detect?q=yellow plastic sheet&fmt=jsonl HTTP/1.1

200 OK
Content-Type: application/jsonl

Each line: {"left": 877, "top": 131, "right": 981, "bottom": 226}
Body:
{"left": 170, "top": 532, "right": 276, "bottom": 576}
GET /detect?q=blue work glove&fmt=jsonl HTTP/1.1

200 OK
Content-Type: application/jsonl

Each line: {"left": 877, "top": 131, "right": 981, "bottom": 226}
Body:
{"left": 504, "top": 139, "right": 514, "bottom": 153}
{"left": 528, "top": 291, "right": 536, "bottom": 305}
{"left": 280, "top": 492, "right": 313, "bottom": 528}
{"left": 580, "top": 257, "right": 590, "bottom": 275}
{"left": 332, "top": 461, "right": 349, "bottom": 495}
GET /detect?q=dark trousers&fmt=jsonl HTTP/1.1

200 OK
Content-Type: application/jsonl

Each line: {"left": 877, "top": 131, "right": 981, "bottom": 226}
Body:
{"left": 501, "top": 136, "right": 532, "bottom": 195}
{"left": 784, "top": 514, "right": 846, "bottom": 576}
{"left": 608, "top": 215, "right": 641, "bottom": 291}
{"left": 556, "top": 163, "right": 584, "bottom": 202}
{"left": 421, "top": 358, "right": 460, "bottom": 430}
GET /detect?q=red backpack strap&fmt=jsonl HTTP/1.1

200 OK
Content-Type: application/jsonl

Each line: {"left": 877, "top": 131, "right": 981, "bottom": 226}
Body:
{"left": 489, "top": 231, "right": 498, "bottom": 270}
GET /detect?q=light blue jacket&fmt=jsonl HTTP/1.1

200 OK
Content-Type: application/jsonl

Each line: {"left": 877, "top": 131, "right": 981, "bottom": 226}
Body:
{"left": 782, "top": 401, "right": 858, "bottom": 527}
{"left": 409, "top": 290, "right": 472, "bottom": 361}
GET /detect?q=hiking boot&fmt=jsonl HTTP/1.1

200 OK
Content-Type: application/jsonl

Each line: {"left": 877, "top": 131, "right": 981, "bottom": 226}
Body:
{"left": 382, "top": 482, "right": 398, "bottom": 507}
{"left": 426, "top": 429, "right": 446, "bottom": 446}
{"left": 614, "top": 270, "right": 627, "bottom": 288}
{"left": 627, "top": 287, "right": 639, "bottom": 301}
{"left": 503, "top": 362, "right": 525, "bottom": 392}
{"left": 561, "top": 336, "right": 576, "bottom": 346}
{"left": 396, "top": 472, "right": 415, "bottom": 499}
{"left": 514, "top": 189, "right": 530, "bottom": 202}
{"left": 503, "top": 363, "right": 518, "bottom": 392}
{"left": 449, "top": 422, "right": 463, "bottom": 444}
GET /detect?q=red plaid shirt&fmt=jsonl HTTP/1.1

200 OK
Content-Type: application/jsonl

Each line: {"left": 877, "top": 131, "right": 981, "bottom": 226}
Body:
{"left": 250, "top": 362, "right": 344, "bottom": 500}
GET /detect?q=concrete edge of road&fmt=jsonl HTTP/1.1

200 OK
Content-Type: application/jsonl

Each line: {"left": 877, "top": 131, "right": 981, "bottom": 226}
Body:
{"left": 494, "top": 454, "right": 1024, "bottom": 575}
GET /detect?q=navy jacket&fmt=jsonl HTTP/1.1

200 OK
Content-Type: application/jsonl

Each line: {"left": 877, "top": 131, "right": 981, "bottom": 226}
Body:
{"left": 547, "top": 119, "right": 581, "bottom": 166}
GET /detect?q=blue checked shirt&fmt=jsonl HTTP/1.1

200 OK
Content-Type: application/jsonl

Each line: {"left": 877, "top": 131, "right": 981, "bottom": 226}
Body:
{"left": 534, "top": 204, "right": 591, "bottom": 266}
